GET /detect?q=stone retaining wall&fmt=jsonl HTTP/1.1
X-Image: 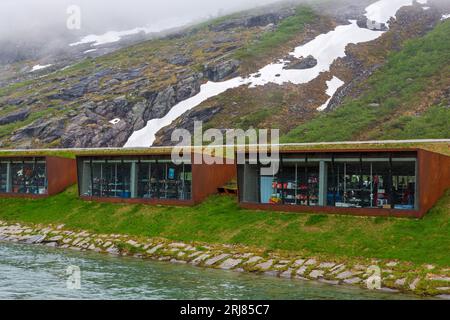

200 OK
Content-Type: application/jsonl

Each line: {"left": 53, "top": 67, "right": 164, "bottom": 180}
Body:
{"left": 0, "top": 220, "right": 449, "bottom": 299}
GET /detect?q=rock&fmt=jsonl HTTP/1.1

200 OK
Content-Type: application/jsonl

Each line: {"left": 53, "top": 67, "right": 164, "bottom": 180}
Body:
{"left": 219, "top": 258, "right": 242, "bottom": 270}
{"left": 336, "top": 270, "right": 355, "bottom": 280}
{"left": 126, "top": 240, "right": 141, "bottom": 248}
{"left": 205, "top": 59, "right": 240, "bottom": 82}
{"left": 25, "top": 235, "right": 46, "bottom": 244}
{"left": 309, "top": 270, "right": 324, "bottom": 279}
{"left": 304, "top": 259, "right": 316, "bottom": 266}
{"left": 296, "top": 266, "right": 307, "bottom": 276}
{"left": 319, "top": 262, "right": 336, "bottom": 269}
{"left": 284, "top": 55, "right": 318, "bottom": 70}
{"left": 280, "top": 269, "right": 293, "bottom": 278}
{"left": 437, "top": 295, "right": 450, "bottom": 300}
{"left": 205, "top": 254, "right": 230, "bottom": 266}
{"left": 169, "top": 243, "right": 187, "bottom": 248}
{"left": 49, "top": 236, "right": 63, "bottom": 241}
{"left": 245, "top": 256, "right": 263, "bottom": 265}
{"left": 11, "top": 117, "right": 66, "bottom": 144}
{"left": 409, "top": 277, "right": 420, "bottom": 290}
{"left": 386, "top": 261, "right": 398, "bottom": 267}
{"left": 437, "top": 287, "right": 450, "bottom": 291}
{"left": 166, "top": 54, "right": 192, "bottom": 66}
{"left": 0, "top": 108, "right": 30, "bottom": 125}
{"left": 46, "top": 242, "right": 58, "bottom": 247}
{"left": 330, "top": 264, "right": 346, "bottom": 274}
{"left": 256, "top": 260, "right": 274, "bottom": 271}
{"left": 344, "top": 277, "right": 362, "bottom": 284}
{"left": 293, "top": 259, "right": 305, "bottom": 267}
{"left": 395, "top": 278, "right": 407, "bottom": 286}
{"left": 106, "top": 246, "right": 120, "bottom": 255}
{"left": 146, "top": 244, "right": 163, "bottom": 254}
{"left": 191, "top": 254, "right": 211, "bottom": 265}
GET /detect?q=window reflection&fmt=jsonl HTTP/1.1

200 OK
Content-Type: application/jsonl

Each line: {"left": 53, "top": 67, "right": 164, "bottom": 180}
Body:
{"left": 79, "top": 157, "right": 192, "bottom": 201}
{"left": 0, "top": 159, "right": 47, "bottom": 195}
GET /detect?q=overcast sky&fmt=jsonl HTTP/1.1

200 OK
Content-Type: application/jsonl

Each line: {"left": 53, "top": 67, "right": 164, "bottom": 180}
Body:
{"left": 0, "top": 0, "right": 289, "bottom": 42}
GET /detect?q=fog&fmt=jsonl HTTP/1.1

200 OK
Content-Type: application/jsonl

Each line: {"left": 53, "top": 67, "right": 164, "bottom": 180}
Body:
{"left": 0, "top": 0, "right": 289, "bottom": 43}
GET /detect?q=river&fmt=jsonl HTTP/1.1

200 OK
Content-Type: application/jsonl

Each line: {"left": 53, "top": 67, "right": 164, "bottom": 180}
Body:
{"left": 0, "top": 241, "right": 423, "bottom": 300}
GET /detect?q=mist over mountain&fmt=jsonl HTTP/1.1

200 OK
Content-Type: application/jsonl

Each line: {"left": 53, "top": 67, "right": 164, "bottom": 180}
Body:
{"left": 0, "top": 0, "right": 288, "bottom": 63}
{"left": 0, "top": 0, "right": 449, "bottom": 149}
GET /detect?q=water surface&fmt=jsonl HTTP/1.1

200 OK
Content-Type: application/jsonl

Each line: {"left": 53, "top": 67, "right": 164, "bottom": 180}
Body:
{"left": 0, "top": 242, "right": 421, "bottom": 300}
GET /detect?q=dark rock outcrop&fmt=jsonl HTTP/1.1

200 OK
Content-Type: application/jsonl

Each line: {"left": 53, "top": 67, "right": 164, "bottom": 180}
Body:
{"left": 0, "top": 108, "right": 30, "bottom": 125}
{"left": 284, "top": 55, "right": 318, "bottom": 70}
{"left": 205, "top": 60, "right": 240, "bottom": 82}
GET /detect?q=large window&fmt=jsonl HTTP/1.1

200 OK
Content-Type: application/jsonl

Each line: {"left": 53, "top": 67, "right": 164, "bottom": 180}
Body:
{"left": 137, "top": 161, "right": 192, "bottom": 200}
{"left": 2, "top": 159, "right": 47, "bottom": 195}
{"left": 265, "top": 161, "right": 320, "bottom": 206}
{"left": 239, "top": 152, "right": 418, "bottom": 211}
{"left": 79, "top": 157, "right": 192, "bottom": 201}
{"left": 0, "top": 162, "right": 8, "bottom": 193}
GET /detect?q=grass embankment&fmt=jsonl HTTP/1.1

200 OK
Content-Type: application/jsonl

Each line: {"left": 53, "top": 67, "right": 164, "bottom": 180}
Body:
{"left": 235, "top": 6, "right": 316, "bottom": 72}
{"left": 0, "top": 186, "right": 449, "bottom": 266}
{"left": 282, "top": 20, "right": 450, "bottom": 143}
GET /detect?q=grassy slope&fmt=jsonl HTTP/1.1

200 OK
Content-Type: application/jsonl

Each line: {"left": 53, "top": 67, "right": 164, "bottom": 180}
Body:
{"left": 282, "top": 20, "right": 450, "bottom": 143}
{"left": 0, "top": 186, "right": 448, "bottom": 266}
{"left": 234, "top": 6, "right": 316, "bottom": 72}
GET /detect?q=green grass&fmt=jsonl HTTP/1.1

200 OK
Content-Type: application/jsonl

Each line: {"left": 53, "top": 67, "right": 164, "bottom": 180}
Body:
{"left": 374, "top": 105, "right": 450, "bottom": 140}
{"left": 235, "top": 6, "right": 316, "bottom": 64}
{"left": 282, "top": 20, "right": 450, "bottom": 143}
{"left": 0, "top": 186, "right": 449, "bottom": 266}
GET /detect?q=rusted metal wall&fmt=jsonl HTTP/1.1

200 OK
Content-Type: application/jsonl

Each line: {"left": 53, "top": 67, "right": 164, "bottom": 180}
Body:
{"left": 237, "top": 148, "right": 450, "bottom": 219}
{"left": 46, "top": 156, "right": 77, "bottom": 196}
{"left": 417, "top": 149, "right": 450, "bottom": 217}
{"left": 192, "top": 161, "right": 237, "bottom": 204}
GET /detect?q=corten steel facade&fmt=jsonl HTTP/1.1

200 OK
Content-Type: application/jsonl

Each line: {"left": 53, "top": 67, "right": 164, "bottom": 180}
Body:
{"left": 237, "top": 148, "right": 450, "bottom": 218}
{"left": 0, "top": 156, "right": 77, "bottom": 198}
{"left": 76, "top": 152, "right": 236, "bottom": 206}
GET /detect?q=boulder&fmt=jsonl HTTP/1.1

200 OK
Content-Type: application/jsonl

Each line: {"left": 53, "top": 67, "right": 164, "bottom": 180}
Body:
{"left": 284, "top": 55, "right": 318, "bottom": 70}
{"left": 205, "top": 60, "right": 240, "bottom": 82}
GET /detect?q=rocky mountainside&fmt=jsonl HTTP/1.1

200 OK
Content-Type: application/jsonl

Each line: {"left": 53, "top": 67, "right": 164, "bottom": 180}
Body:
{"left": 0, "top": 0, "right": 449, "bottom": 149}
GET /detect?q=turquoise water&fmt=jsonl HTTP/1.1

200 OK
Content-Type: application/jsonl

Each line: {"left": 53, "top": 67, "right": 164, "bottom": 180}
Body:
{"left": 0, "top": 242, "right": 421, "bottom": 300}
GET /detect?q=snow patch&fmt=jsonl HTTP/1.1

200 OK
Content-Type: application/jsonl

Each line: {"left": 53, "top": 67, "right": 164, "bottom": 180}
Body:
{"left": 84, "top": 49, "right": 97, "bottom": 54}
{"left": 70, "top": 19, "right": 193, "bottom": 47}
{"left": 317, "top": 77, "right": 345, "bottom": 111}
{"left": 30, "top": 64, "right": 52, "bottom": 72}
{"left": 124, "top": 0, "right": 426, "bottom": 147}
{"left": 124, "top": 78, "right": 247, "bottom": 148}
{"left": 365, "top": 0, "right": 427, "bottom": 25}
{"left": 109, "top": 118, "right": 121, "bottom": 125}
{"left": 442, "top": 14, "right": 450, "bottom": 20}
{"left": 248, "top": 21, "right": 383, "bottom": 88}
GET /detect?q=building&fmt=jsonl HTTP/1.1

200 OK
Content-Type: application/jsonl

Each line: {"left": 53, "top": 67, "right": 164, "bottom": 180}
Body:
{"left": 0, "top": 155, "right": 76, "bottom": 198}
{"left": 237, "top": 147, "right": 450, "bottom": 218}
{"left": 76, "top": 151, "right": 236, "bottom": 206}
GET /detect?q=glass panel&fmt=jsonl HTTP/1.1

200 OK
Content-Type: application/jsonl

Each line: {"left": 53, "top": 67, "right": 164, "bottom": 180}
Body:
{"left": 137, "top": 162, "right": 192, "bottom": 200}
{"left": 88, "top": 161, "right": 131, "bottom": 198}
{"left": 10, "top": 161, "right": 47, "bottom": 194}
{"left": 0, "top": 162, "right": 8, "bottom": 192}
{"left": 392, "top": 161, "right": 416, "bottom": 210}
{"left": 267, "top": 162, "right": 320, "bottom": 206}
